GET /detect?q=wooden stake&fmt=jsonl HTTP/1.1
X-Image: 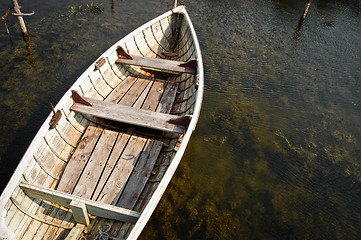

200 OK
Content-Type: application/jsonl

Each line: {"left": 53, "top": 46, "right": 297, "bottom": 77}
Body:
{"left": 9, "top": 1, "right": 35, "bottom": 65}
{"left": 294, "top": 0, "right": 312, "bottom": 39}
{"left": 12, "top": 0, "right": 28, "bottom": 36}
{"left": 300, "top": 0, "right": 312, "bottom": 22}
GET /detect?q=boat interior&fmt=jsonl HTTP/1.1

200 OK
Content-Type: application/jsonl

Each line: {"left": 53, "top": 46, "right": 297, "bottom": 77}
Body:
{"left": 3, "top": 10, "right": 199, "bottom": 240}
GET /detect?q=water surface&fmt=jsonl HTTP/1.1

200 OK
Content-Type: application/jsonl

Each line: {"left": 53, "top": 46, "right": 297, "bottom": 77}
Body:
{"left": 1, "top": 0, "right": 360, "bottom": 239}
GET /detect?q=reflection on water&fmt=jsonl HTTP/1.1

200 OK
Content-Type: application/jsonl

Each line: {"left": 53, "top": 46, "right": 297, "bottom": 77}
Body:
{"left": 1, "top": 0, "right": 361, "bottom": 239}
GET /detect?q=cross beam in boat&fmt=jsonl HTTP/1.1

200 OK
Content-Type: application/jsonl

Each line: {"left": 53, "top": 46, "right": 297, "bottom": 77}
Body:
{"left": 115, "top": 46, "right": 197, "bottom": 75}
{"left": 70, "top": 91, "right": 188, "bottom": 133}
{"left": 19, "top": 182, "right": 141, "bottom": 225}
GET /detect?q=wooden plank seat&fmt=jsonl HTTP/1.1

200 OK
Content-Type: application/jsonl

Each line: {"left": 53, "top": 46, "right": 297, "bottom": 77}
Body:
{"left": 70, "top": 91, "right": 190, "bottom": 134}
{"left": 19, "top": 182, "right": 141, "bottom": 225}
{"left": 115, "top": 46, "right": 197, "bottom": 75}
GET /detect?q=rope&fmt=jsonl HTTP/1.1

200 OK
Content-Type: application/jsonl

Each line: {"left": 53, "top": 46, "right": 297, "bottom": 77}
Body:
{"left": 95, "top": 223, "right": 112, "bottom": 240}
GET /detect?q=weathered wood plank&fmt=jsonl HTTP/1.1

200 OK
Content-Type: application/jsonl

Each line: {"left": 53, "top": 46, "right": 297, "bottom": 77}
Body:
{"left": 24, "top": 201, "right": 70, "bottom": 240}
{"left": 8, "top": 153, "right": 60, "bottom": 238}
{"left": 88, "top": 70, "right": 113, "bottom": 98}
{"left": 117, "top": 77, "right": 150, "bottom": 106}
{"left": 141, "top": 81, "right": 165, "bottom": 111}
{"left": 132, "top": 80, "right": 153, "bottom": 109}
{"left": 5, "top": 186, "right": 22, "bottom": 226}
{"left": 157, "top": 82, "right": 179, "bottom": 113}
{"left": 23, "top": 154, "right": 40, "bottom": 183}
{"left": 19, "top": 206, "right": 49, "bottom": 239}
{"left": 14, "top": 193, "right": 45, "bottom": 239}
{"left": 110, "top": 61, "right": 128, "bottom": 80}
{"left": 105, "top": 76, "right": 137, "bottom": 104}
{"left": 18, "top": 143, "right": 70, "bottom": 239}
{"left": 33, "top": 145, "right": 63, "bottom": 180}
{"left": 19, "top": 176, "right": 60, "bottom": 223}
{"left": 107, "top": 51, "right": 119, "bottom": 64}
{"left": 43, "top": 131, "right": 71, "bottom": 163}
{"left": 64, "top": 223, "right": 85, "bottom": 240}
{"left": 151, "top": 21, "right": 170, "bottom": 51}
{"left": 116, "top": 140, "right": 163, "bottom": 209}
{"left": 159, "top": 17, "right": 173, "bottom": 47}
{"left": 96, "top": 136, "right": 148, "bottom": 204}
{"left": 143, "top": 27, "right": 162, "bottom": 58}
{"left": 79, "top": 76, "right": 103, "bottom": 100}
{"left": 41, "top": 205, "right": 74, "bottom": 240}
{"left": 72, "top": 128, "right": 118, "bottom": 199}
{"left": 61, "top": 108, "right": 89, "bottom": 134}
{"left": 8, "top": 183, "right": 50, "bottom": 238}
{"left": 91, "top": 131, "right": 133, "bottom": 201}
{"left": 98, "top": 62, "right": 122, "bottom": 89}
{"left": 56, "top": 124, "right": 104, "bottom": 193}
{"left": 55, "top": 112, "right": 83, "bottom": 148}
{"left": 70, "top": 200, "right": 90, "bottom": 225}
{"left": 19, "top": 182, "right": 140, "bottom": 224}
{"left": 134, "top": 30, "right": 154, "bottom": 57}
{"left": 71, "top": 96, "right": 185, "bottom": 133}
{"left": 115, "top": 54, "right": 196, "bottom": 74}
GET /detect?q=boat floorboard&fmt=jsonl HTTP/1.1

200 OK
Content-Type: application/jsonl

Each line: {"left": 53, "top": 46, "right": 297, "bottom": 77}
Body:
{"left": 56, "top": 75, "right": 180, "bottom": 209}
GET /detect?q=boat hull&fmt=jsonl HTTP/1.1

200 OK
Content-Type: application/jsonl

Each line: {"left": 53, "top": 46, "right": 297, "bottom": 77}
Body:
{"left": 0, "top": 5, "right": 203, "bottom": 240}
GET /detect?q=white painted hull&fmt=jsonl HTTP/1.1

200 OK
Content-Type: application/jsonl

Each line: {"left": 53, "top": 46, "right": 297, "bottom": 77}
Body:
{"left": 0, "top": 5, "right": 203, "bottom": 240}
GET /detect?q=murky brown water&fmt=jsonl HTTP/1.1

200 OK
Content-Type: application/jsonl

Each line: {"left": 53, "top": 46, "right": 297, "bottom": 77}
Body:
{"left": 1, "top": 0, "right": 361, "bottom": 239}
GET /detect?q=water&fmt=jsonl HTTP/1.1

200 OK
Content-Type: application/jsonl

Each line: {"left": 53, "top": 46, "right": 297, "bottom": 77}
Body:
{"left": 1, "top": 0, "right": 361, "bottom": 239}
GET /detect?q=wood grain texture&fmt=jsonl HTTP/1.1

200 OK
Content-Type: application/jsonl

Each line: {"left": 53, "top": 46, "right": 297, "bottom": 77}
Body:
{"left": 20, "top": 182, "right": 140, "bottom": 224}
{"left": 56, "top": 124, "right": 104, "bottom": 193}
{"left": 72, "top": 129, "right": 118, "bottom": 199}
{"left": 96, "top": 136, "right": 148, "bottom": 204}
{"left": 116, "top": 140, "right": 163, "bottom": 209}
{"left": 71, "top": 96, "right": 185, "bottom": 133}
{"left": 91, "top": 131, "right": 133, "bottom": 201}
{"left": 116, "top": 54, "right": 196, "bottom": 74}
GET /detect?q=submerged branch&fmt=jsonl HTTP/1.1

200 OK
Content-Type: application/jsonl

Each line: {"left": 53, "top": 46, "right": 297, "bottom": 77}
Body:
{"left": 294, "top": 0, "right": 312, "bottom": 39}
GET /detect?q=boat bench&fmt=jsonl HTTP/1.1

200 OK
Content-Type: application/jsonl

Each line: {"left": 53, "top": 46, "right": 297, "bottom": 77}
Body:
{"left": 19, "top": 182, "right": 140, "bottom": 226}
{"left": 115, "top": 46, "right": 197, "bottom": 75}
{"left": 70, "top": 91, "right": 189, "bottom": 133}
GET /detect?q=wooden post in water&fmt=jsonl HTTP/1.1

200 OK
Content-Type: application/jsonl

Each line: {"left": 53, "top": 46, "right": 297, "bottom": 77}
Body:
{"left": 12, "top": 0, "right": 28, "bottom": 36}
{"left": 294, "top": 0, "right": 312, "bottom": 39}
{"left": 10, "top": 0, "right": 35, "bottom": 66}
{"left": 300, "top": 0, "right": 312, "bottom": 23}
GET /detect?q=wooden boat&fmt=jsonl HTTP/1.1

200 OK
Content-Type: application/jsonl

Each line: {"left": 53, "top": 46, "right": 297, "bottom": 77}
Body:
{"left": 0, "top": 3, "right": 203, "bottom": 240}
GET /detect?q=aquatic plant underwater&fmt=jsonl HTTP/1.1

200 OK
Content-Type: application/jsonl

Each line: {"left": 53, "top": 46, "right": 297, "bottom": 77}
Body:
{"left": 0, "top": 0, "right": 360, "bottom": 239}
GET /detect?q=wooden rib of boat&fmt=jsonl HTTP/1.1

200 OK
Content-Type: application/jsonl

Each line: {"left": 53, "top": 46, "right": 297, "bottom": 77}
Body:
{"left": 0, "top": 4, "right": 203, "bottom": 240}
